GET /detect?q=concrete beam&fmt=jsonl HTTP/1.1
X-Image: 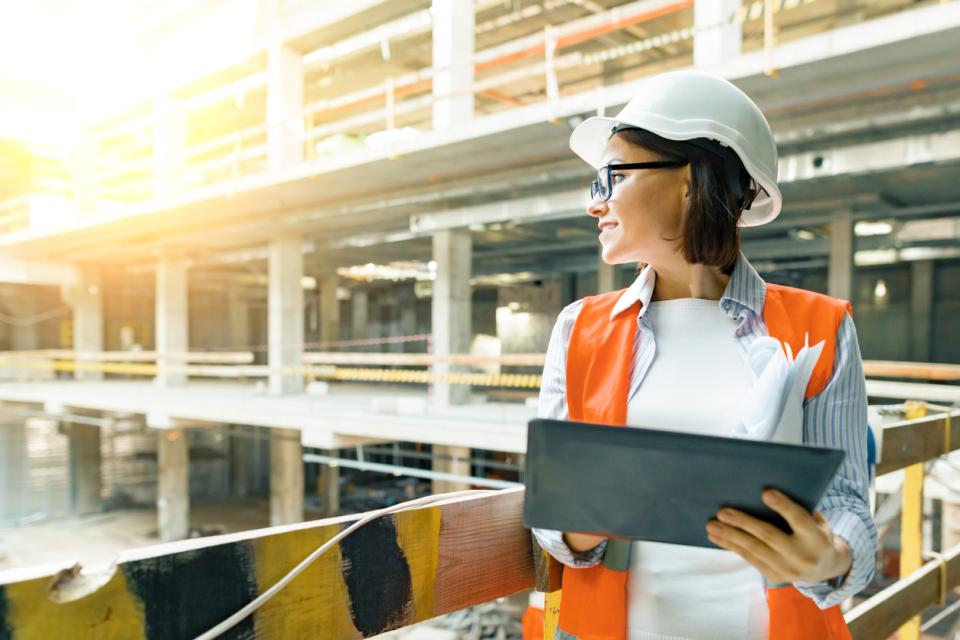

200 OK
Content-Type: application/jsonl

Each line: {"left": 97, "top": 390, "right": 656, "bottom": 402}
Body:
{"left": 157, "top": 428, "right": 189, "bottom": 542}
{"left": 155, "top": 254, "right": 189, "bottom": 387}
{"left": 270, "top": 428, "right": 304, "bottom": 525}
{"left": 0, "top": 258, "right": 74, "bottom": 287}
{"left": 268, "top": 235, "right": 304, "bottom": 395}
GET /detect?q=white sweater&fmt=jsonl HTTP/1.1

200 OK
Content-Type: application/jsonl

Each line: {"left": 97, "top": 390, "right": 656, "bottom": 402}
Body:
{"left": 626, "top": 298, "right": 767, "bottom": 640}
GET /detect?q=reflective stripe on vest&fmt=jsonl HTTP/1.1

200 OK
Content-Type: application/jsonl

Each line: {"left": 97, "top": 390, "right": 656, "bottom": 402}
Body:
{"left": 551, "top": 283, "right": 853, "bottom": 640}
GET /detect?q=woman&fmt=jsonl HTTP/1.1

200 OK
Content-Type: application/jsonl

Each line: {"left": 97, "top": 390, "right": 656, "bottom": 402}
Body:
{"left": 532, "top": 71, "right": 876, "bottom": 640}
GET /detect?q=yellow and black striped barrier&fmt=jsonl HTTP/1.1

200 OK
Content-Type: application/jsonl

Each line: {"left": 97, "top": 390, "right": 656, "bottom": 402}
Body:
{"left": 0, "top": 489, "right": 531, "bottom": 639}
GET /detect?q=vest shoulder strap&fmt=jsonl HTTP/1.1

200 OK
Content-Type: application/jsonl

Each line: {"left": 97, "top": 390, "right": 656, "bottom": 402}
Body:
{"left": 566, "top": 289, "right": 637, "bottom": 425}
{"left": 763, "top": 283, "right": 852, "bottom": 399}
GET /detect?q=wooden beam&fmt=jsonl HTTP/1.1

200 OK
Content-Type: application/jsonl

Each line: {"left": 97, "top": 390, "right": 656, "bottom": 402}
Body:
{"left": 863, "top": 360, "right": 960, "bottom": 382}
{"left": 866, "top": 380, "right": 960, "bottom": 403}
{"left": 0, "top": 488, "right": 533, "bottom": 639}
{"left": 876, "top": 412, "right": 959, "bottom": 476}
{"left": 846, "top": 543, "right": 960, "bottom": 639}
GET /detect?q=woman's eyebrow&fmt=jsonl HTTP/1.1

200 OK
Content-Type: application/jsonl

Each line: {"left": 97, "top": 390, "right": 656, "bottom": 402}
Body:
{"left": 603, "top": 157, "right": 625, "bottom": 165}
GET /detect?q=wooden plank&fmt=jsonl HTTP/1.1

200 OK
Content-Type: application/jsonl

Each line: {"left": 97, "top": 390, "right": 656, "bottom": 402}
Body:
{"left": 846, "top": 543, "right": 960, "bottom": 640}
{"left": 0, "top": 488, "right": 533, "bottom": 639}
{"left": 866, "top": 380, "right": 960, "bottom": 403}
{"left": 863, "top": 360, "right": 960, "bottom": 382}
{"left": 876, "top": 413, "right": 959, "bottom": 476}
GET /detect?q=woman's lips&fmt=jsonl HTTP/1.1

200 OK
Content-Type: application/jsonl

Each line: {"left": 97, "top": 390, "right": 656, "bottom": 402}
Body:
{"left": 599, "top": 222, "right": 619, "bottom": 235}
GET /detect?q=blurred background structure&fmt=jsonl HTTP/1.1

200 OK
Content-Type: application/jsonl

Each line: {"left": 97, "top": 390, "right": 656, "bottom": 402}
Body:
{"left": 0, "top": 0, "right": 959, "bottom": 638}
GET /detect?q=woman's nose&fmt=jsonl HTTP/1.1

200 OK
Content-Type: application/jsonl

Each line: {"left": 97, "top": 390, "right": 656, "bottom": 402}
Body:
{"left": 587, "top": 195, "right": 607, "bottom": 218}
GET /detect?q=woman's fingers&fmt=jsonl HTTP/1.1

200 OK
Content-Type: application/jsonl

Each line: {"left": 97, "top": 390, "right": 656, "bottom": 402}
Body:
{"left": 707, "top": 525, "right": 787, "bottom": 583}
{"left": 707, "top": 521, "right": 787, "bottom": 570}
{"left": 762, "top": 489, "right": 817, "bottom": 536}
{"left": 717, "top": 508, "right": 792, "bottom": 553}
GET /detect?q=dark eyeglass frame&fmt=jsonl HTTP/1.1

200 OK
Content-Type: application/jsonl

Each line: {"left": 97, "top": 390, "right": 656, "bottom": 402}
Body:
{"left": 590, "top": 160, "right": 689, "bottom": 202}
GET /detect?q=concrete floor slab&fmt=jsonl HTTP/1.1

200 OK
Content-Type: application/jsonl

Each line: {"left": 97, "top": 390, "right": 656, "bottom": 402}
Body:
{"left": 0, "top": 381, "right": 533, "bottom": 453}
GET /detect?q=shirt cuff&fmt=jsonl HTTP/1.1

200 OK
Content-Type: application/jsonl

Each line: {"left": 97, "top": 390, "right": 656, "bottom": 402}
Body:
{"left": 793, "top": 510, "right": 875, "bottom": 608}
{"left": 531, "top": 528, "right": 607, "bottom": 569}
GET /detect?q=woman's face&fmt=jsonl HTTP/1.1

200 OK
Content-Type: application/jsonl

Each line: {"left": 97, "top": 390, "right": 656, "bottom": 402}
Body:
{"left": 588, "top": 133, "right": 691, "bottom": 266}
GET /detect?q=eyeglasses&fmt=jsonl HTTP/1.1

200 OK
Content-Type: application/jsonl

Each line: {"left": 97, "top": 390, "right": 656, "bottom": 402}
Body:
{"left": 590, "top": 160, "right": 688, "bottom": 202}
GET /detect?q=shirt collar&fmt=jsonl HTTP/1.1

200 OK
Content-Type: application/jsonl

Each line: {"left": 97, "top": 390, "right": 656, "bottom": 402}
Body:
{"left": 609, "top": 253, "right": 766, "bottom": 321}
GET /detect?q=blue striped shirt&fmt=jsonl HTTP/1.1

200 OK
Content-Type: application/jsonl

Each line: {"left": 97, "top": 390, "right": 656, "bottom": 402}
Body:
{"left": 532, "top": 253, "right": 877, "bottom": 609}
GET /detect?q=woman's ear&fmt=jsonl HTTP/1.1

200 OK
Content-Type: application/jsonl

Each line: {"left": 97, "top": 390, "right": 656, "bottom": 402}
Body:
{"left": 681, "top": 164, "right": 692, "bottom": 200}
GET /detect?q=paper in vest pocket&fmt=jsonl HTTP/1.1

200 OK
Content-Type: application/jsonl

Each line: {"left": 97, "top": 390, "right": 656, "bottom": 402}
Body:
{"left": 731, "top": 334, "right": 825, "bottom": 445}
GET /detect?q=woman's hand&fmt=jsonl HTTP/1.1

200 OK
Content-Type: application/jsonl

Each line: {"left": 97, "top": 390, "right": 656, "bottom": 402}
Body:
{"left": 705, "top": 489, "right": 852, "bottom": 585}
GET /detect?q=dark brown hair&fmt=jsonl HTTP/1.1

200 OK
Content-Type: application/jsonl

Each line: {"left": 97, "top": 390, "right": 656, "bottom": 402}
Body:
{"left": 614, "top": 127, "right": 757, "bottom": 275}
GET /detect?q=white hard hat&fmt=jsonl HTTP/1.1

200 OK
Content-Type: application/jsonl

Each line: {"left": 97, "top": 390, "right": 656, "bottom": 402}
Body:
{"left": 569, "top": 70, "right": 781, "bottom": 227}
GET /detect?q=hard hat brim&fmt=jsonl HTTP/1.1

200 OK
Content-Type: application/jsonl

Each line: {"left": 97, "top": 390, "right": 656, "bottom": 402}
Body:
{"left": 569, "top": 116, "right": 781, "bottom": 228}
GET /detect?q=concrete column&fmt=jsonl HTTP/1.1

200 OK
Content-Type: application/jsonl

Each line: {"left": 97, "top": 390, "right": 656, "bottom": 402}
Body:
{"left": 270, "top": 428, "right": 304, "bottom": 525}
{"left": 267, "top": 43, "right": 304, "bottom": 171}
{"left": 431, "top": 0, "right": 475, "bottom": 130}
{"left": 828, "top": 209, "right": 854, "bottom": 301}
{"left": 72, "top": 266, "right": 103, "bottom": 381}
{"left": 157, "top": 428, "right": 189, "bottom": 542}
{"left": 227, "top": 284, "right": 250, "bottom": 350}
{"left": 432, "top": 445, "right": 472, "bottom": 494}
{"left": 910, "top": 260, "right": 934, "bottom": 362}
{"left": 0, "top": 414, "right": 28, "bottom": 521}
{"left": 10, "top": 296, "right": 38, "bottom": 351}
{"left": 319, "top": 274, "right": 339, "bottom": 347}
{"left": 693, "top": 0, "right": 742, "bottom": 68}
{"left": 319, "top": 456, "right": 340, "bottom": 515}
{"left": 269, "top": 236, "right": 304, "bottom": 395}
{"left": 155, "top": 254, "right": 189, "bottom": 387}
{"left": 597, "top": 252, "right": 617, "bottom": 294}
{"left": 400, "top": 299, "right": 417, "bottom": 342}
{"left": 152, "top": 94, "right": 186, "bottom": 199}
{"left": 74, "top": 132, "right": 98, "bottom": 218}
{"left": 431, "top": 228, "right": 472, "bottom": 407}
{"left": 230, "top": 426, "right": 251, "bottom": 498}
{"left": 68, "top": 422, "right": 102, "bottom": 515}
{"left": 561, "top": 273, "right": 578, "bottom": 305}
{"left": 10, "top": 298, "right": 42, "bottom": 380}
{"left": 351, "top": 290, "right": 368, "bottom": 342}
{"left": 943, "top": 502, "right": 960, "bottom": 550}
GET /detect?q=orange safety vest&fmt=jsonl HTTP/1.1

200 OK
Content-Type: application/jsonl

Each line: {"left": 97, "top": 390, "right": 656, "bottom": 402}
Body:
{"left": 551, "top": 283, "right": 854, "bottom": 640}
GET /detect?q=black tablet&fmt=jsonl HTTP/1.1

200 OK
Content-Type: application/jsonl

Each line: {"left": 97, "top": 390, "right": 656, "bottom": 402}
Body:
{"left": 523, "top": 418, "right": 845, "bottom": 548}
